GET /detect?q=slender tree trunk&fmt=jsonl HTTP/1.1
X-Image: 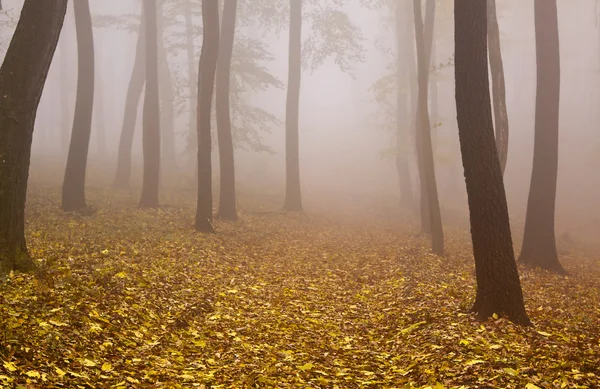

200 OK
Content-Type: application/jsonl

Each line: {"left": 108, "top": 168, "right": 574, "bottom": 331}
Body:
{"left": 139, "top": 0, "right": 161, "bottom": 208}
{"left": 113, "top": 10, "right": 145, "bottom": 189}
{"left": 156, "top": 5, "right": 178, "bottom": 173}
{"left": 0, "top": 0, "right": 67, "bottom": 276}
{"left": 59, "top": 37, "right": 70, "bottom": 155}
{"left": 519, "top": 0, "right": 566, "bottom": 274}
{"left": 430, "top": 37, "right": 438, "bottom": 151}
{"left": 216, "top": 0, "right": 238, "bottom": 221}
{"left": 195, "top": 0, "right": 220, "bottom": 232}
{"left": 455, "top": 0, "right": 530, "bottom": 326}
{"left": 394, "top": 0, "right": 414, "bottom": 211}
{"left": 405, "top": 0, "right": 419, "bottom": 219}
{"left": 62, "top": 0, "right": 94, "bottom": 212}
{"left": 184, "top": 0, "right": 198, "bottom": 164}
{"left": 413, "top": 0, "right": 444, "bottom": 255}
{"left": 95, "top": 46, "right": 107, "bottom": 158}
{"left": 487, "top": 0, "right": 509, "bottom": 175}
{"left": 283, "top": 0, "right": 303, "bottom": 211}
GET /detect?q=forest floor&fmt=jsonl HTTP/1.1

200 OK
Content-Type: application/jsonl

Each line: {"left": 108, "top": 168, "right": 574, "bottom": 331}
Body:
{"left": 1, "top": 184, "right": 599, "bottom": 388}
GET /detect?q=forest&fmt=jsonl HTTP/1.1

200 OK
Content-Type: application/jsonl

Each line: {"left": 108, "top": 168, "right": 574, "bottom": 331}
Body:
{"left": 0, "top": 0, "right": 599, "bottom": 387}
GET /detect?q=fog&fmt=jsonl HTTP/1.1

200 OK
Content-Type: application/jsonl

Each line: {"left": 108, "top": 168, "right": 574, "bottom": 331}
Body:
{"left": 2, "top": 0, "right": 599, "bottom": 241}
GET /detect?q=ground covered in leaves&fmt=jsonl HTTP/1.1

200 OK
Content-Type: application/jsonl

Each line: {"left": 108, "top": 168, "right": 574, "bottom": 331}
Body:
{"left": 1, "top": 187, "right": 600, "bottom": 388}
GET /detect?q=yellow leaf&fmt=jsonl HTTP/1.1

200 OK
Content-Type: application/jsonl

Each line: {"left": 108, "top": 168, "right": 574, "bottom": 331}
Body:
{"left": 537, "top": 331, "right": 551, "bottom": 337}
{"left": 299, "top": 363, "right": 314, "bottom": 371}
{"left": 55, "top": 367, "right": 66, "bottom": 377}
{"left": 526, "top": 384, "right": 541, "bottom": 389}
{"left": 503, "top": 367, "right": 518, "bottom": 376}
{"left": 126, "top": 376, "right": 140, "bottom": 384}
{"left": 25, "top": 370, "right": 40, "bottom": 378}
{"left": 101, "top": 362, "right": 112, "bottom": 372}
{"left": 115, "top": 271, "right": 127, "bottom": 279}
{"left": 79, "top": 358, "right": 96, "bottom": 367}
{"left": 49, "top": 319, "right": 68, "bottom": 327}
{"left": 465, "top": 359, "right": 485, "bottom": 366}
{"left": 3, "top": 361, "right": 17, "bottom": 372}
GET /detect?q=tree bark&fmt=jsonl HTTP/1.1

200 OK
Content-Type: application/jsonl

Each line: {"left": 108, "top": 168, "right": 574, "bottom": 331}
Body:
{"left": 519, "top": 0, "right": 566, "bottom": 274}
{"left": 413, "top": 0, "right": 444, "bottom": 255}
{"left": 216, "top": 0, "right": 238, "bottom": 221}
{"left": 95, "top": 46, "right": 107, "bottom": 158}
{"left": 184, "top": 0, "right": 198, "bottom": 164}
{"left": 455, "top": 0, "right": 530, "bottom": 326}
{"left": 283, "top": 0, "right": 303, "bottom": 211}
{"left": 195, "top": 0, "right": 220, "bottom": 232}
{"left": 0, "top": 0, "right": 68, "bottom": 275}
{"left": 487, "top": 0, "right": 509, "bottom": 175}
{"left": 62, "top": 0, "right": 94, "bottom": 212}
{"left": 113, "top": 8, "right": 145, "bottom": 189}
{"left": 59, "top": 37, "right": 70, "bottom": 155}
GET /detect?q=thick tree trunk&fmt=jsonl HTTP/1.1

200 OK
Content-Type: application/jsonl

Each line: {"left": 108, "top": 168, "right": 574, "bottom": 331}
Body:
{"left": 455, "top": 0, "right": 530, "bottom": 326}
{"left": 195, "top": 0, "right": 220, "bottom": 232}
{"left": 59, "top": 38, "right": 70, "bottom": 155}
{"left": 487, "top": 0, "right": 509, "bottom": 175}
{"left": 519, "top": 0, "right": 566, "bottom": 274}
{"left": 156, "top": 5, "right": 178, "bottom": 173}
{"left": 113, "top": 10, "right": 145, "bottom": 189}
{"left": 394, "top": 0, "right": 414, "bottom": 211}
{"left": 62, "top": 0, "right": 94, "bottom": 212}
{"left": 0, "top": 0, "right": 67, "bottom": 276}
{"left": 139, "top": 0, "right": 161, "bottom": 208}
{"left": 184, "top": 0, "right": 198, "bottom": 164}
{"left": 283, "top": 0, "right": 303, "bottom": 211}
{"left": 413, "top": 0, "right": 444, "bottom": 255}
{"left": 216, "top": 0, "right": 238, "bottom": 221}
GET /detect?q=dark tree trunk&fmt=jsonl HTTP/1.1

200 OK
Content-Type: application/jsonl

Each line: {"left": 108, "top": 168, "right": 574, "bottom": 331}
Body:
{"left": 62, "top": 0, "right": 94, "bottom": 212}
{"left": 487, "top": 0, "right": 509, "bottom": 175}
{"left": 216, "top": 0, "right": 238, "bottom": 221}
{"left": 0, "top": 0, "right": 67, "bottom": 275}
{"left": 139, "top": 0, "right": 161, "bottom": 208}
{"left": 519, "top": 0, "right": 566, "bottom": 274}
{"left": 394, "top": 0, "right": 414, "bottom": 211}
{"left": 454, "top": 0, "right": 530, "bottom": 326}
{"left": 113, "top": 10, "right": 145, "bottom": 189}
{"left": 195, "top": 0, "right": 220, "bottom": 232}
{"left": 413, "top": 0, "right": 444, "bottom": 255}
{"left": 283, "top": 0, "right": 303, "bottom": 212}
{"left": 156, "top": 5, "right": 178, "bottom": 173}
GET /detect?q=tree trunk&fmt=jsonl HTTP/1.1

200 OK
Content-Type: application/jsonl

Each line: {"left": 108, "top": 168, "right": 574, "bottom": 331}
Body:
{"left": 139, "top": 0, "right": 161, "bottom": 208}
{"left": 413, "top": 0, "right": 444, "bottom": 255}
{"left": 184, "top": 0, "right": 198, "bottom": 164}
{"left": 394, "top": 0, "right": 414, "bottom": 211}
{"left": 95, "top": 47, "right": 107, "bottom": 158}
{"left": 519, "top": 0, "right": 565, "bottom": 274}
{"left": 283, "top": 0, "right": 303, "bottom": 211}
{"left": 195, "top": 0, "right": 220, "bottom": 232}
{"left": 405, "top": 0, "right": 419, "bottom": 219}
{"left": 455, "top": 0, "right": 530, "bottom": 326}
{"left": 59, "top": 38, "right": 70, "bottom": 155}
{"left": 157, "top": 5, "right": 178, "bottom": 173}
{"left": 216, "top": 0, "right": 238, "bottom": 221}
{"left": 0, "top": 0, "right": 68, "bottom": 276}
{"left": 487, "top": 0, "right": 509, "bottom": 175}
{"left": 113, "top": 8, "right": 145, "bottom": 189}
{"left": 62, "top": 0, "right": 94, "bottom": 212}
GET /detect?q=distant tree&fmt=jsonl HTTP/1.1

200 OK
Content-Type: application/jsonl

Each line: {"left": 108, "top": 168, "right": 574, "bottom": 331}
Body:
{"left": 413, "top": 0, "right": 444, "bottom": 255}
{"left": 62, "top": 0, "right": 95, "bottom": 212}
{"left": 0, "top": 0, "right": 68, "bottom": 275}
{"left": 183, "top": 0, "right": 198, "bottom": 160}
{"left": 519, "top": 0, "right": 566, "bottom": 273}
{"left": 454, "top": 0, "right": 530, "bottom": 325}
{"left": 196, "top": 0, "right": 220, "bottom": 232}
{"left": 216, "top": 0, "right": 239, "bottom": 221}
{"left": 139, "top": 0, "right": 161, "bottom": 208}
{"left": 283, "top": 0, "right": 303, "bottom": 211}
{"left": 487, "top": 0, "right": 509, "bottom": 175}
{"left": 113, "top": 10, "right": 145, "bottom": 189}
{"left": 59, "top": 37, "right": 70, "bottom": 154}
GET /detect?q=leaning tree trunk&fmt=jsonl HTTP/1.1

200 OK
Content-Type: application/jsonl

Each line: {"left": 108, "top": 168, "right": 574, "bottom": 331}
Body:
{"left": 394, "top": 0, "right": 414, "bottom": 211}
{"left": 62, "top": 0, "right": 94, "bottom": 212}
{"left": 139, "top": 0, "right": 161, "bottom": 208}
{"left": 487, "top": 0, "right": 509, "bottom": 175}
{"left": 0, "top": 0, "right": 68, "bottom": 276}
{"left": 216, "top": 0, "right": 238, "bottom": 221}
{"left": 113, "top": 10, "right": 145, "bottom": 189}
{"left": 195, "top": 0, "right": 220, "bottom": 232}
{"left": 455, "top": 0, "right": 530, "bottom": 326}
{"left": 283, "top": 0, "right": 303, "bottom": 211}
{"left": 519, "top": 0, "right": 566, "bottom": 274}
{"left": 413, "top": 0, "right": 444, "bottom": 255}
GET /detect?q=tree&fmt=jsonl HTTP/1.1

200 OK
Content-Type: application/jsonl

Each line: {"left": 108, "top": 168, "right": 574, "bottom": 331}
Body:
{"left": 59, "top": 37, "right": 70, "bottom": 155}
{"left": 0, "top": 0, "right": 68, "bottom": 275}
{"left": 519, "top": 0, "right": 566, "bottom": 274}
{"left": 139, "top": 0, "right": 161, "bottom": 208}
{"left": 62, "top": 0, "right": 95, "bottom": 212}
{"left": 413, "top": 0, "right": 444, "bottom": 255}
{"left": 454, "top": 0, "right": 530, "bottom": 325}
{"left": 195, "top": 0, "right": 220, "bottom": 232}
{"left": 283, "top": 0, "right": 303, "bottom": 211}
{"left": 487, "top": 0, "right": 509, "bottom": 175}
{"left": 113, "top": 7, "right": 145, "bottom": 189}
{"left": 184, "top": 0, "right": 198, "bottom": 161}
{"left": 216, "top": 0, "right": 239, "bottom": 221}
